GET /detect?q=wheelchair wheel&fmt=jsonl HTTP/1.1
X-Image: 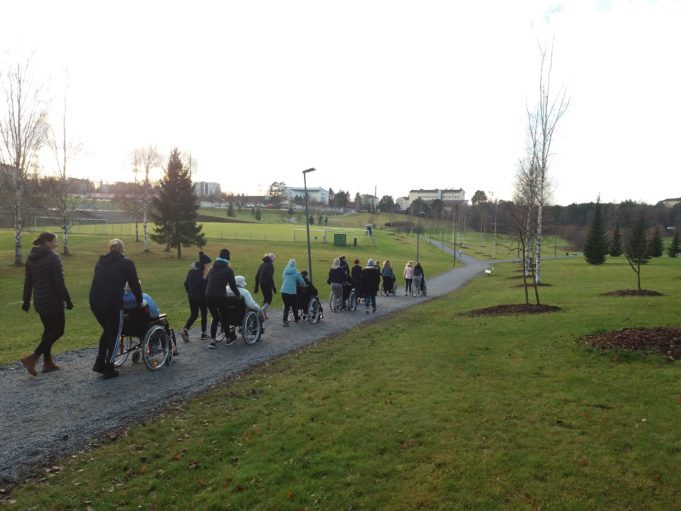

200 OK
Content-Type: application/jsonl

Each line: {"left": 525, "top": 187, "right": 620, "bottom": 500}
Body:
{"left": 307, "top": 297, "right": 321, "bottom": 324}
{"left": 347, "top": 288, "right": 358, "bottom": 312}
{"left": 113, "top": 336, "right": 136, "bottom": 367}
{"left": 131, "top": 351, "right": 141, "bottom": 364}
{"left": 143, "top": 325, "right": 169, "bottom": 371}
{"left": 242, "top": 312, "right": 261, "bottom": 344}
{"left": 328, "top": 292, "right": 342, "bottom": 312}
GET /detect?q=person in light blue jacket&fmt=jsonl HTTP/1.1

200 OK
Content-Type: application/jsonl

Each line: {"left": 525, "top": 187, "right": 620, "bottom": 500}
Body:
{"left": 281, "top": 258, "right": 306, "bottom": 326}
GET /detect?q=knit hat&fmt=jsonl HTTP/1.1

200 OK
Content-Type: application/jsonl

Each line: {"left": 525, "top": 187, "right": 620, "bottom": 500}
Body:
{"left": 198, "top": 251, "right": 211, "bottom": 265}
{"left": 235, "top": 275, "right": 246, "bottom": 288}
{"left": 367, "top": 258, "right": 375, "bottom": 267}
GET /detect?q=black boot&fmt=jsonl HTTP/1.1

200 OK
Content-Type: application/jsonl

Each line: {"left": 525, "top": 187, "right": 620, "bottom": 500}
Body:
{"left": 102, "top": 363, "right": 119, "bottom": 379}
{"left": 92, "top": 356, "right": 106, "bottom": 374}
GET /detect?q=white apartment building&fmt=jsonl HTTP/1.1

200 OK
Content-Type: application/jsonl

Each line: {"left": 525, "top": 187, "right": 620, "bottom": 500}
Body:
{"left": 194, "top": 181, "right": 222, "bottom": 197}
{"left": 285, "top": 186, "right": 329, "bottom": 205}
{"left": 396, "top": 197, "right": 410, "bottom": 211}
{"left": 408, "top": 188, "right": 465, "bottom": 204}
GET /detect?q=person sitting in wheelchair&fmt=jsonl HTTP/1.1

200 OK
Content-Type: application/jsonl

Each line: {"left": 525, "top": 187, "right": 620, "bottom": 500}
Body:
{"left": 122, "top": 282, "right": 177, "bottom": 356}
{"left": 123, "top": 281, "right": 159, "bottom": 318}
{"left": 226, "top": 275, "right": 265, "bottom": 332}
{"left": 297, "top": 270, "right": 322, "bottom": 321}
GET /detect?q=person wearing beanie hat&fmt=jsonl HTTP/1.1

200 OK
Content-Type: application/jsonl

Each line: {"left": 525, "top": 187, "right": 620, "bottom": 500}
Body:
{"left": 254, "top": 252, "right": 277, "bottom": 320}
{"left": 180, "top": 251, "right": 212, "bottom": 342}
{"left": 199, "top": 251, "right": 211, "bottom": 266}
{"left": 227, "top": 275, "right": 264, "bottom": 322}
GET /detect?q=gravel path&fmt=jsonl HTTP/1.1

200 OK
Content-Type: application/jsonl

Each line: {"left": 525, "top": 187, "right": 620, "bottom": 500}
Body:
{"left": 0, "top": 249, "right": 487, "bottom": 486}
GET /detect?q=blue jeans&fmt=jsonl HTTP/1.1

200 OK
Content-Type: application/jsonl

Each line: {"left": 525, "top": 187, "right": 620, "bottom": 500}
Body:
{"left": 365, "top": 294, "right": 376, "bottom": 311}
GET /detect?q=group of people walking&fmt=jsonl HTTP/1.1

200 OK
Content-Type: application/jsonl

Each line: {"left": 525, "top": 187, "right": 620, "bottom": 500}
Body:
{"left": 19, "top": 231, "right": 427, "bottom": 379}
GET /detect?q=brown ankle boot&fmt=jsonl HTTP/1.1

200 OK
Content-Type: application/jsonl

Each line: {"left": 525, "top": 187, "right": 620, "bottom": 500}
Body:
{"left": 42, "top": 359, "right": 60, "bottom": 373}
{"left": 21, "top": 354, "right": 38, "bottom": 376}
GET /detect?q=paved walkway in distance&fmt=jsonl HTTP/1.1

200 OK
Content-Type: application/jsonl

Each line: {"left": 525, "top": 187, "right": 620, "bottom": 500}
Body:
{"left": 0, "top": 248, "right": 487, "bottom": 485}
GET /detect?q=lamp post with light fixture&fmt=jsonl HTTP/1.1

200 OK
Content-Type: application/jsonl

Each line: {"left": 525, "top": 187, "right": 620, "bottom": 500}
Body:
{"left": 302, "top": 167, "right": 316, "bottom": 282}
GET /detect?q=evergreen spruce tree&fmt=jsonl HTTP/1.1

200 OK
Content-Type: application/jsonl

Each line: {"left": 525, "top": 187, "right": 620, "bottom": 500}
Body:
{"left": 624, "top": 211, "right": 650, "bottom": 291}
{"left": 150, "top": 148, "right": 205, "bottom": 258}
{"left": 609, "top": 222, "right": 623, "bottom": 257}
{"left": 668, "top": 230, "right": 680, "bottom": 257}
{"left": 255, "top": 207, "right": 262, "bottom": 221}
{"left": 648, "top": 226, "right": 664, "bottom": 257}
{"left": 583, "top": 199, "right": 609, "bottom": 264}
{"left": 227, "top": 202, "right": 235, "bottom": 217}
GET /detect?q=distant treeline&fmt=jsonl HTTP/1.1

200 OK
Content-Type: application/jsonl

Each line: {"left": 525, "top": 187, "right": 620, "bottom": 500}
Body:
{"left": 465, "top": 200, "right": 681, "bottom": 249}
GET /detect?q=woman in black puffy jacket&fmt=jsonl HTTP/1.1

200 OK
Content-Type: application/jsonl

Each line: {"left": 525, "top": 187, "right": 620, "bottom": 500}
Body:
{"left": 21, "top": 232, "right": 73, "bottom": 376}
{"left": 181, "top": 251, "right": 211, "bottom": 341}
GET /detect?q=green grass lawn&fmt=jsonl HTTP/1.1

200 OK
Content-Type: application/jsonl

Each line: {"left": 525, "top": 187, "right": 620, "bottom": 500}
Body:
{"left": 3, "top": 255, "right": 680, "bottom": 510}
{"left": 0, "top": 225, "right": 453, "bottom": 364}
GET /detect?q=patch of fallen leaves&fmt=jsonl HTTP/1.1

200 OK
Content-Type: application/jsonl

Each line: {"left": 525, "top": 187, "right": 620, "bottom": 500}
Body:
{"left": 467, "top": 304, "right": 561, "bottom": 316}
{"left": 601, "top": 289, "right": 663, "bottom": 297}
{"left": 581, "top": 327, "right": 681, "bottom": 360}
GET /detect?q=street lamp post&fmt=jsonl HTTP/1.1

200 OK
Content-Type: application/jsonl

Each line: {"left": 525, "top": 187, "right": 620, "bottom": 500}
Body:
{"left": 302, "top": 167, "right": 316, "bottom": 282}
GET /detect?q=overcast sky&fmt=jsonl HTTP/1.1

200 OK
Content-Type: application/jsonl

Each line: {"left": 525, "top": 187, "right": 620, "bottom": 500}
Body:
{"left": 1, "top": 0, "right": 679, "bottom": 205}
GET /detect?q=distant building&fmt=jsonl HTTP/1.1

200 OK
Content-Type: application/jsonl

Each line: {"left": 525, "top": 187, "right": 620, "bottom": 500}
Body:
{"left": 194, "top": 181, "right": 222, "bottom": 197}
{"left": 360, "top": 194, "right": 379, "bottom": 209}
{"left": 661, "top": 197, "right": 681, "bottom": 208}
{"left": 285, "top": 186, "right": 329, "bottom": 205}
{"left": 396, "top": 197, "right": 410, "bottom": 211}
{"left": 408, "top": 188, "right": 465, "bottom": 204}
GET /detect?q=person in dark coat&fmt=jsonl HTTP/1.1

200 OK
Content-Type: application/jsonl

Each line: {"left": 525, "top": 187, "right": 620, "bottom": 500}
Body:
{"left": 181, "top": 251, "right": 211, "bottom": 341}
{"left": 20, "top": 232, "right": 73, "bottom": 376}
{"left": 254, "top": 252, "right": 277, "bottom": 319}
{"left": 89, "top": 239, "right": 143, "bottom": 379}
{"left": 360, "top": 258, "right": 381, "bottom": 314}
{"left": 205, "top": 248, "right": 240, "bottom": 349}
{"left": 351, "top": 259, "right": 363, "bottom": 298}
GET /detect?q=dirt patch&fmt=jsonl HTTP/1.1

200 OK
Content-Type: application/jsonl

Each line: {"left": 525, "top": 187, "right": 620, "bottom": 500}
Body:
{"left": 468, "top": 304, "right": 561, "bottom": 316}
{"left": 581, "top": 327, "right": 681, "bottom": 360}
{"left": 601, "top": 289, "right": 663, "bottom": 297}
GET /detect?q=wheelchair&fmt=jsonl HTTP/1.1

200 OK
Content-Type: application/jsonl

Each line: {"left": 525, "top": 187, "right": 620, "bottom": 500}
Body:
{"left": 381, "top": 276, "right": 397, "bottom": 296}
{"left": 285, "top": 285, "right": 323, "bottom": 324}
{"left": 328, "top": 283, "right": 357, "bottom": 312}
{"left": 215, "top": 295, "right": 262, "bottom": 345}
{"left": 113, "top": 307, "right": 177, "bottom": 371}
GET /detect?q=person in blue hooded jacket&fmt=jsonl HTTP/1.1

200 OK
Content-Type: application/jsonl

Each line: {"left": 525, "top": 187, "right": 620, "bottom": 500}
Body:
{"left": 281, "top": 258, "right": 306, "bottom": 326}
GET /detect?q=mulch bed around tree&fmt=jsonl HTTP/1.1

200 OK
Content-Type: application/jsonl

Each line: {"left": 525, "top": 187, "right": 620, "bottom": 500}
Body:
{"left": 581, "top": 327, "right": 681, "bottom": 360}
{"left": 468, "top": 304, "right": 561, "bottom": 316}
{"left": 601, "top": 289, "right": 663, "bottom": 297}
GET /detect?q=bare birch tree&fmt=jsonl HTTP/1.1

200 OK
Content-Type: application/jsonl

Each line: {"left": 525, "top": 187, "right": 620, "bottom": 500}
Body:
{"left": 132, "top": 146, "right": 162, "bottom": 252}
{"left": 0, "top": 60, "right": 49, "bottom": 265}
{"left": 49, "top": 79, "right": 82, "bottom": 255}
{"left": 525, "top": 37, "right": 569, "bottom": 283}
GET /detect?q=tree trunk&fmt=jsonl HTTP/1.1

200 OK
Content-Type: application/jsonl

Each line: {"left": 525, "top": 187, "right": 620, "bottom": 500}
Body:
{"left": 14, "top": 179, "right": 23, "bottom": 266}
{"left": 143, "top": 172, "right": 149, "bottom": 252}
{"left": 135, "top": 220, "right": 139, "bottom": 242}
{"left": 535, "top": 203, "right": 543, "bottom": 285}
{"left": 520, "top": 240, "right": 529, "bottom": 305}
{"left": 636, "top": 265, "right": 641, "bottom": 291}
{"left": 61, "top": 224, "right": 70, "bottom": 256}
